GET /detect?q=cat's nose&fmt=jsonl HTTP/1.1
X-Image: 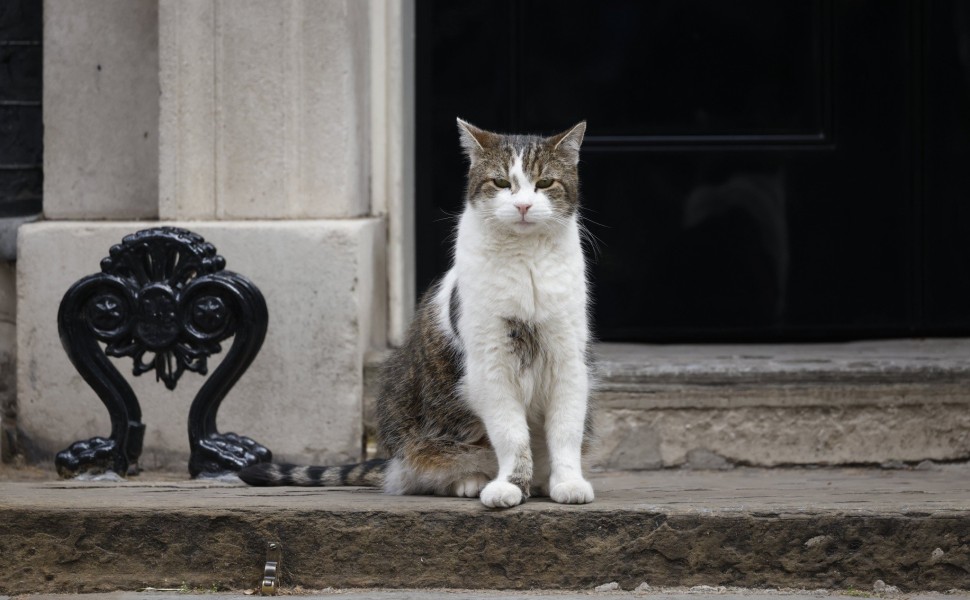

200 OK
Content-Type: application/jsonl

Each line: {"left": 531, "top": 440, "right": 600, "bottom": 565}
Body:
{"left": 514, "top": 201, "right": 532, "bottom": 216}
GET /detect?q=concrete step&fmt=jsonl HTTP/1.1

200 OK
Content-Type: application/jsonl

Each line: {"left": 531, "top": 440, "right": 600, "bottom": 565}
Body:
{"left": 591, "top": 340, "right": 970, "bottom": 469}
{"left": 2, "top": 466, "right": 969, "bottom": 595}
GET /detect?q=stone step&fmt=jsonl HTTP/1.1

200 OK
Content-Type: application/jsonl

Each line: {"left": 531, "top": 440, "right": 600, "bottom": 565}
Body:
{"left": 2, "top": 467, "right": 969, "bottom": 594}
{"left": 591, "top": 339, "right": 970, "bottom": 469}
{"left": 366, "top": 339, "right": 970, "bottom": 470}
{"left": 10, "top": 591, "right": 970, "bottom": 600}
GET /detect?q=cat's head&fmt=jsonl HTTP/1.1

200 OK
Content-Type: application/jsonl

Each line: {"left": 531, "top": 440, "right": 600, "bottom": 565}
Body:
{"left": 457, "top": 119, "right": 586, "bottom": 234}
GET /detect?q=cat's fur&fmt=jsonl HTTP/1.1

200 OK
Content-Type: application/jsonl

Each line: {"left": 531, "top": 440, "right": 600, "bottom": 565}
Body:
{"left": 239, "top": 119, "right": 594, "bottom": 507}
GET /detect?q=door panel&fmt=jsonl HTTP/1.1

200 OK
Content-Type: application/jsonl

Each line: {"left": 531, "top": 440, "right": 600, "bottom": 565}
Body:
{"left": 417, "top": 0, "right": 961, "bottom": 341}
{"left": 517, "top": 1, "right": 825, "bottom": 138}
{"left": 0, "top": 0, "right": 43, "bottom": 219}
{"left": 923, "top": 0, "right": 970, "bottom": 331}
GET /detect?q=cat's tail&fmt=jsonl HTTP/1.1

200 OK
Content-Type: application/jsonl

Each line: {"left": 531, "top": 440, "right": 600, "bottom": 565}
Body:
{"left": 238, "top": 458, "right": 386, "bottom": 487}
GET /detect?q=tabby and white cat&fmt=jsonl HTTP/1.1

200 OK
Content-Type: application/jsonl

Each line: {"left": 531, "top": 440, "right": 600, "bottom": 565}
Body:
{"left": 239, "top": 119, "right": 594, "bottom": 507}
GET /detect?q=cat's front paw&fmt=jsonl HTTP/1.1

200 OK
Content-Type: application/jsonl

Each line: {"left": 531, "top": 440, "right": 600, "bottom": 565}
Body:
{"left": 550, "top": 478, "right": 594, "bottom": 504}
{"left": 480, "top": 480, "right": 525, "bottom": 508}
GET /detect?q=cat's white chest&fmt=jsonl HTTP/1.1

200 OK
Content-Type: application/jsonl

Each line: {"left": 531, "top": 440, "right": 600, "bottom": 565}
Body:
{"left": 508, "top": 249, "right": 582, "bottom": 320}
{"left": 455, "top": 216, "right": 586, "bottom": 325}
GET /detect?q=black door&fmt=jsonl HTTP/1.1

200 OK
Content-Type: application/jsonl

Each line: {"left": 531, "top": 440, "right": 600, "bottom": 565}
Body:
{"left": 0, "top": 0, "right": 43, "bottom": 225}
{"left": 416, "top": 0, "right": 970, "bottom": 342}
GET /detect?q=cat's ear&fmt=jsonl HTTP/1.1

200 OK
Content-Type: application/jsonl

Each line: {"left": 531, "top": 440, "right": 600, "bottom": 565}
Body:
{"left": 548, "top": 121, "right": 586, "bottom": 165}
{"left": 457, "top": 118, "right": 498, "bottom": 162}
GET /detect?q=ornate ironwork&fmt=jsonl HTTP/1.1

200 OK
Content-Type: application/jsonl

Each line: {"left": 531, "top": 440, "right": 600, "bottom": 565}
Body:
{"left": 55, "top": 227, "right": 272, "bottom": 478}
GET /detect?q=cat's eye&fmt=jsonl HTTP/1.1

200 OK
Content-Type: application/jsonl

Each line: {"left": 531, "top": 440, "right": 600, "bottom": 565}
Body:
{"left": 493, "top": 178, "right": 512, "bottom": 189}
{"left": 535, "top": 178, "right": 555, "bottom": 189}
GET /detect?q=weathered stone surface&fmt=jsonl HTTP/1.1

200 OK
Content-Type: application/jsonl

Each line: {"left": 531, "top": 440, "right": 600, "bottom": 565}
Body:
{"left": 0, "top": 467, "right": 968, "bottom": 594}
{"left": 12, "top": 593, "right": 970, "bottom": 600}
{"left": 159, "top": 0, "right": 370, "bottom": 220}
{"left": 16, "top": 220, "right": 385, "bottom": 469}
{"left": 594, "top": 402, "right": 970, "bottom": 469}
{"left": 594, "top": 340, "right": 970, "bottom": 385}
{"left": 43, "top": 0, "right": 159, "bottom": 219}
{"left": 369, "top": 0, "right": 416, "bottom": 346}
{"left": 589, "top": 342, "right": 970, "bottom": 469}
{"left": 362, "top": 341, "right": 970, "bottom": 469}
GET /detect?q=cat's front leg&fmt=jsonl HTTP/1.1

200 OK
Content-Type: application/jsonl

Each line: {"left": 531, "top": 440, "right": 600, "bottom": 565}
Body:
{"left": 479, "top": 409, "right": 533, "bottom": 507}
{"left": 468, "top": 366, "right": 533, "bottom": 508}
{"left": 545, "top": 356, "right": 594, "bottom": 504}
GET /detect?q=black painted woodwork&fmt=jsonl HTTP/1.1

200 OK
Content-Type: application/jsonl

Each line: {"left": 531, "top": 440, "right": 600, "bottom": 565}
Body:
{"left": 416, "top": 0, "right": 970, "bottom": 341}
{"left": 0, "top": 0, "right": 42, "bottom": 218}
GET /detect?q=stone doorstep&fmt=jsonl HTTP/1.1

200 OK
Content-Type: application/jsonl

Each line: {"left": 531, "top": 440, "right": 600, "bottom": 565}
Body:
{"left": 367, "top": 339, "right": 970, "bottom": 470}
{"left": 2, "top": 466, "right": 969, "bottom": 595}
{"left": 10, "top": 593, "right": 970, "bottom": 600}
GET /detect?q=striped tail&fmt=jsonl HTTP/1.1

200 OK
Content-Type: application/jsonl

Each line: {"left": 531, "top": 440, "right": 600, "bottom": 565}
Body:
{"left": 238, "top": 458, "right": 386, "bottom": 487}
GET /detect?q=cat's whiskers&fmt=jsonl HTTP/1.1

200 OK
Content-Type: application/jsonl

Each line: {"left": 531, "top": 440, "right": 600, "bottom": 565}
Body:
{"left": 434, "top": 210, "right": 462, "bottom": 224}
{"left": 576, "top": 217, "right": 604, "bottom": 262}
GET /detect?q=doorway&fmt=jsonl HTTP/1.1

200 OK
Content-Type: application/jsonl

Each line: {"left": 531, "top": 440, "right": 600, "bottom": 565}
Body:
{"left": 416, "top": 0, "right": 970, "bottom": 342}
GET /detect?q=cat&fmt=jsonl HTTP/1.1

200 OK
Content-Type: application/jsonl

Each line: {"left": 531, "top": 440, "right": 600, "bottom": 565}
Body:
{"left": 239, "top": 119, "right": 594, "bottom": 508}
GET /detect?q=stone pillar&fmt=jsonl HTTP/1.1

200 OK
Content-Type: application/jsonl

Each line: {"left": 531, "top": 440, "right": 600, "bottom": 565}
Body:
{"left": 15, "top": 0, "right": 401, "bottom": 470}
{"left": 159, "top": 0, "right": 370, "bottom": 220}
{"left": 370, "top": 0, "right": 415, "bottom": 346}
{"left": 42, "top": 0, "right": 159, "bottom": 219}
